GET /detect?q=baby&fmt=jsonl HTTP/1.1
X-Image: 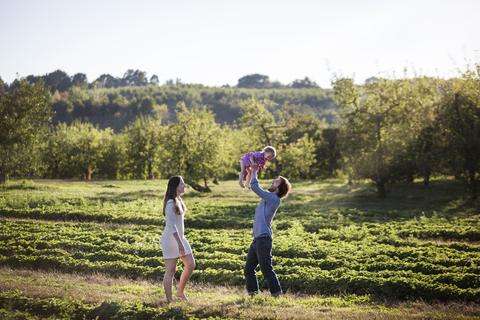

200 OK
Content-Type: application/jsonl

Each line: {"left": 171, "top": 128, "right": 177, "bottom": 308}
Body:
{"left": 239, "top": 146, "right": 276, "bottom": 189}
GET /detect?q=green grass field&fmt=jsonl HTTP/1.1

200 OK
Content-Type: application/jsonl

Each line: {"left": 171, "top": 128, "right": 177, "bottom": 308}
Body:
{"left": 1, "top": 178, "right": 479, "bottom": 319}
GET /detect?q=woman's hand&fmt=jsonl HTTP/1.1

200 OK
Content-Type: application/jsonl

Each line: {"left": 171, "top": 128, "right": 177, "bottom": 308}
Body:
{"left": 178, "top": 243, "right": 186, "bottom": 256}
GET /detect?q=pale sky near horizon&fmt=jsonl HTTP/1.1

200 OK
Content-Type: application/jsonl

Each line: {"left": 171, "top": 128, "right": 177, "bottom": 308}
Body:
{"left": 1, "top": 0, "right": 479, "bottom": 88}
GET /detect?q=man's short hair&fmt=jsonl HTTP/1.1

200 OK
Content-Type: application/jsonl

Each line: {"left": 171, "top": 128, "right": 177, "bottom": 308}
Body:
{"left": 277, "top": 176, "right": 291, "bottom": 199}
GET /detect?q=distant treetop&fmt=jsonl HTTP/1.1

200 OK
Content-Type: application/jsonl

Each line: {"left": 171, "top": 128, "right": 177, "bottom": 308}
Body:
{"left": 288, "top": 77, "right": 320, "bottom": 89}
{"left": 236, "top": 74, "right": 320, "bottom": 89}
{"left": 365, "top": 77, "right": 379, "bottom": 84}
{"left": 236, "top": 74, "right": 272, "bottom": 89}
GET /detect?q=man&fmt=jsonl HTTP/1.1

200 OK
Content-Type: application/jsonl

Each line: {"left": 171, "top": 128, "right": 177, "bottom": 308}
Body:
{"left": 244, "top": 162, "right": 292, "bottom": 297}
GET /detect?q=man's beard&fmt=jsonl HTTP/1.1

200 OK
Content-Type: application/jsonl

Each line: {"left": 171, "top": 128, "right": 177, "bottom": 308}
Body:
{"left": 267, "top": 185, "right": 277, "bottom": 192}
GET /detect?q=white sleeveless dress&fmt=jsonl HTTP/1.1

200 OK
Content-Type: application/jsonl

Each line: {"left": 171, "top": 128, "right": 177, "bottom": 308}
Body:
{"left": 161, "top": 199, "right": 192, "bottom": 259}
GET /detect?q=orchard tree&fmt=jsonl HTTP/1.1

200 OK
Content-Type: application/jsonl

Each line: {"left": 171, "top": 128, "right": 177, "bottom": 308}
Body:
{"left": 279, "top": 106, "right": 325, "bottom": 178}
{"left": 237, "top": 97, "right": 283, "bottom": 175}
{"left": 409, "top": 125, "right": 442, "bottom": 186}
{"left": 3, "top": 129, "right": 47, "bottom": 179}
{"left": 435, "top": 63, "right": 480, "bottom": 200}
{"left": 41, "top": 122, "right": 76, "bottom": 179}
{"left": 276, "top": 133, "right": 316, "bottom": 179}
{"left": 333, "top": 75, "right": 439, "bottom": 197}
{"left": 63, "top": 121, "right": 106, "bottom": 179}
{"left": 237, "top": 98, "right": 317, "bottom": 178}
{"left": 0, "top": 79, "right": 52, "bottom": 183}
{"left": 41, "top": 121, "right": 120, "bottom": 179}
{"left": 96, "top": 131, "right": 126, "bottom": 179}
{"left": 122, "top": 115, "right": 163, "bottom": 180}
{"left": 163, "top": 102, "right": 235, "bottom": 192}
{"left": 318, "top": 128, "right": 341, "bottom": 179}
{"left": 337, "top": 113, "right": 372, "bottom": 185}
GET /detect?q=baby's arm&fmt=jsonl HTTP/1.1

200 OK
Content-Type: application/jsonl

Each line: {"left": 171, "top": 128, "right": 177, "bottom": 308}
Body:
{"left": 261, "top": 159, "right": 268, "bottom": 171}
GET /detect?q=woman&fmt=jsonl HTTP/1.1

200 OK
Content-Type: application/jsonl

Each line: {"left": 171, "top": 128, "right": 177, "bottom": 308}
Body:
{"left": 161, "top": 176, "right": 195, "bottom": 303}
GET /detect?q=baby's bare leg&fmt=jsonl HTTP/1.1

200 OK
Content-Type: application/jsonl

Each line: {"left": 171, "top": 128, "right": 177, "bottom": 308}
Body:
{"left": 245, "top": 167, "right": 252, "bottom": 189}
{"left": 239, "top": 160, "right": 246, "bottom": 188}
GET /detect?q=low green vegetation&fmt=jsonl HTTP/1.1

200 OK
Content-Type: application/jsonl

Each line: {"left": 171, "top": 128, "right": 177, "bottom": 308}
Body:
{"left": 1, "top": 178, "right": 479, "bottom": 318}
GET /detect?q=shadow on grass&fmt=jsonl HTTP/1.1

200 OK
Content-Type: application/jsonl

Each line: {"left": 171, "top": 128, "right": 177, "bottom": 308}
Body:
{"left": 95, "top": 190, "right": 162, "bottom": 202}
{"left": 297, "top": 180, "right": 476, "bottom": 215}
{"left": 87, "top": 301, "right": 183, "bottom": 319}
{"left": 0, "top": 180, "right": 52, "bottom": 191}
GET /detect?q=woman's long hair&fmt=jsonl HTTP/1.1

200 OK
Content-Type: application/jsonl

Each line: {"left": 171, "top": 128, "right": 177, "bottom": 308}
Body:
{"left": 163, "top": 176, "right": 188, "bottom": 216}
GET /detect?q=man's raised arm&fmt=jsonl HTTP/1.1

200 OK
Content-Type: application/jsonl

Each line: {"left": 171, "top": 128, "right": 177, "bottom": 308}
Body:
{"left": 250, "top": 162, "right": 259, "bottom": 181}
{"left": 249, "top": 163, "right": 279, "bottom": 204}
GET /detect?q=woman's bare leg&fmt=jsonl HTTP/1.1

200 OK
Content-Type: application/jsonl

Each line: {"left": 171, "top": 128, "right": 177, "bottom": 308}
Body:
{"left": 175, "top": 253, "right": 196, "bottom": 300}
{"left": 239, "top": 160, "right": 246, "bottom": 188}
{"left": 245, "top": 167, "right": 252, "bottom": 189}
{"left": 163, "top": 258, "right": 178, "bottom": 303}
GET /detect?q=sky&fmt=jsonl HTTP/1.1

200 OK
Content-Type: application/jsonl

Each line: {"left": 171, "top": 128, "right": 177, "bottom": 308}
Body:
{"left": 1, "top": 0, "right": 479, "bottom": 88}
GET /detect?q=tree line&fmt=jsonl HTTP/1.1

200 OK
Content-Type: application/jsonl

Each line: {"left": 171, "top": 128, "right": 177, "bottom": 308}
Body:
{"left": 0, "top": 70, "right": 337, "bottom": 131}
{"left": 2, "top": 69, "right": 321, "bottom": 92}
{"left": 1, "top": 63, "right": 479, "bottom": 199}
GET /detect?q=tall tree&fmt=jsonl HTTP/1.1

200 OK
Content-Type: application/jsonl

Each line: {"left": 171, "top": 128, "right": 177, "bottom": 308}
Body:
{"left": 94, "top": 74, "right": 119, "bottom": 88}
{"left": 72, "top": 73, "right": 88, "bottom": 89}
{"left": 150, "top": 75, "right": 160, "bottom": 86}
{"left": 43, "top": 70, "right": 72, "bottom": 93}
{"left": 236, "top": 74, "right": 271, "bottom": 89}
{"left": 288, "top": 77, "right": 320, "bottom": 89}
{"left": 0, "top": 79, "right": 53, "bottom": 182}
{"left": 123, "top": 69, "right": 148, "bottom": 86}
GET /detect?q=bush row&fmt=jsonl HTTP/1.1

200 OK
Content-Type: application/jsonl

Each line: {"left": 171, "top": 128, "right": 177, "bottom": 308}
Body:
{"left": 1, "top": 219, "right": 479, "bottom": 301}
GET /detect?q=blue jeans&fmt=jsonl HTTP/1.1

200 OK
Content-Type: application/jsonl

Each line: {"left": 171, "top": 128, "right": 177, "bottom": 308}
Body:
{"left": 244, "top": 236, "right": 282, "bottom": 296}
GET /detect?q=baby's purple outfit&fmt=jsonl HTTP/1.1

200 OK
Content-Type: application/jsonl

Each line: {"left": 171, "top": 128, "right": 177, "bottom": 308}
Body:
{"left": 242, "top": 152, "right": 267, "bottom": 169}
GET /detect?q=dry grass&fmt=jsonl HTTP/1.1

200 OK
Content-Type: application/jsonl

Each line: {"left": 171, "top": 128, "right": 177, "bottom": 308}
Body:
{"left": 1, "top": 267, "right": 479, "bottom": 320}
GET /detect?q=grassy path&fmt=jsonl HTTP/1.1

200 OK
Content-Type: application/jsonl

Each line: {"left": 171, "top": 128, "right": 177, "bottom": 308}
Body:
{"left": 1, "top": 267, "right": 479, "bottom": 320}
